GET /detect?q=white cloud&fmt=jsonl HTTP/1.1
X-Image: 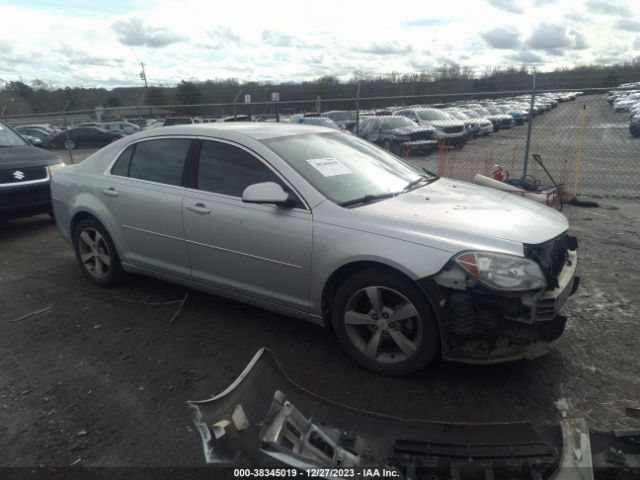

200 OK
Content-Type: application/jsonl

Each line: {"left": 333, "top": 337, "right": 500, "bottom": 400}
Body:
{"left": 616, "top": 19, "right": 640, "bottom": 32}
{"left": 481, "top": 26, "right": 521, "bottom": 49}
{"left": 112, "top": 18, "right": 186, "bottom": 47}
{"left": 485, "top": 0, "right": 524, "bottom": 14}
{"left": 0, "top": 0, "right": 637, "bottom": 88}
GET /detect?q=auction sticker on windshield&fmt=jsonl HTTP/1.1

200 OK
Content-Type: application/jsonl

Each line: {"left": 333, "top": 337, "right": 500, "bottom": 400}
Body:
{"left": 306, "top": 158, "right": 352, "bottom": 177}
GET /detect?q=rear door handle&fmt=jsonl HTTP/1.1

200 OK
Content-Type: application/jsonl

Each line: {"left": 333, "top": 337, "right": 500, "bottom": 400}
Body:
{"left": 186, "top": 203, "right": 211, "bottom": 215}
{"left": 102, "top": 187, "right": 119, "bottom": 197}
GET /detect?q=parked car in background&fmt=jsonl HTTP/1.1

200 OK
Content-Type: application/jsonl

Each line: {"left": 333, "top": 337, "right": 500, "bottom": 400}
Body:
{"left": 0, "top": 120, "right": 65, "bottom": 219}
{"left": 50, "top": 123, "right": 579, "bottom": 375}
{"left": 459, "top": 109, "right": 493, "bottom": 136}
{"left": 14, "top": 125, "right": 56, "bottom": 148}
{"left": 324, "top": 111, "right": 358, "bottom": 131}
{"left": 496, "top": 106, "right": 527, "bottom": 126}
{"left": 631, "top": 114, "right": 640, "bottom": 137}
{"left": 445, "top": 109, "right": 480, "bottom": 138}
{"left": 358, "top": 115, "right": 438, "bottom": 155}
{"left": 614, "top": 93, "right": 640, "bottom": 112}
{"left": 484, "top": 107, "right": 515, "bottom": 128}
{"left": 51, "top": 126, "right": 123, "bottom": 149}
{"left": 20, "top": 134, "right": 43, "bottom": 147}
{"left": 394, "top": 108, "right": 467, "bottom": 147}
{"left": 163, "top": 116, "right": 198, "bottom": 126}
{"left": 297, "top": 117, "right": 340, "bottom": 129}
{"left": 218, "top": 115, "right": 252, "bottom": 122}
{"left": 102, "top": 121, "right": 140, "bottom": 135}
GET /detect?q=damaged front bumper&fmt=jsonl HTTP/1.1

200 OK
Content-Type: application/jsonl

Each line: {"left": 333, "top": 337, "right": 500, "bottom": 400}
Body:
{"left": 188, "top": 349, "right": 640, "bottom": 478}
{"left": 432, "top": 247, "right": 580, "bottom": 365}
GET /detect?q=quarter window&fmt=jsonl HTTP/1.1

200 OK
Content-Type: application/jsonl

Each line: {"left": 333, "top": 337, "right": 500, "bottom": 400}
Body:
{"left": 111, "top": 145, "right": 134, "bottom": 176}
{"left": 127, "top": 139, "right": 191, "bottom": 186}
{"left": 196, "top": 141, "right": 282, "bottom": 197}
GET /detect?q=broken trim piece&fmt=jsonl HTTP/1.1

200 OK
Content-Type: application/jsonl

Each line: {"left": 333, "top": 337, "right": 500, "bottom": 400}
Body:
{"left": 188, "top": 349, "right": 640, "bottom": 478}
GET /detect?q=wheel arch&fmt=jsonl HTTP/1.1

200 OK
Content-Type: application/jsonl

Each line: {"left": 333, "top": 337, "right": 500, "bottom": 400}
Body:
{"left": 69, "top": 209, "right": 124, "bottom": 261}
{"left": 320, "top": 260, "right": 442, "bottom": 328}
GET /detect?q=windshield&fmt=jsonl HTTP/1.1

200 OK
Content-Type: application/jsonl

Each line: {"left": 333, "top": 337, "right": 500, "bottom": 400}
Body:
{"left": 262, "top": 131, "right": 429, "bottom": 205}
{"left": 448, "top": 111, "right": 468, "bottom": 119}
{"left": 0, "top": 122, "right": 29, "bottom": 147}
{"left": 379, "top": 117, "right": 415, "bottom": 130}
{"left": 325, "top": 111, "right": 356, "bottom": 122}
{"left": 416, "top": 109, "right": 452, "bottom": 121}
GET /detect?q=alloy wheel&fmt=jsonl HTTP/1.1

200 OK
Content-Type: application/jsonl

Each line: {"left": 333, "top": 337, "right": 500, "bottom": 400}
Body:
{"left": 343, "top": 286, "right": 423, "bottom": 364}
{"left": 77, "top": 227, "right": 111, "bottom": 279}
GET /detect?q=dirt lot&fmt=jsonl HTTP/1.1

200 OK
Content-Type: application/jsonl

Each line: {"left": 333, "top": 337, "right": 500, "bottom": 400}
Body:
{"left": 1, "top": 198, "right": 639, "bottom": 467}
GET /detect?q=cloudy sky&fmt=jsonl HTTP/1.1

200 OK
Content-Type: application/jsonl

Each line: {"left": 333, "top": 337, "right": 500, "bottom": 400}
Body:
{"left": 0, "top": 0, "right": 639, "bottom": 88}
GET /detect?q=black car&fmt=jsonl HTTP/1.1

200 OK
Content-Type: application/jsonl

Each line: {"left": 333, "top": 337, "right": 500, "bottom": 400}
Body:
{"left": 14, "top": 125, "right": 56, "bottom": 148}
{"left": 631, "top": 114, "right": 640, "bottom": 137}
{"left": 358, "top": 116, "right": 438, "bottom": 156}
{"left": 51, "top": 127, "right": 122, "bottom": 149}
{"left": 0, "top": 120, "right": 65, "bottom": 219}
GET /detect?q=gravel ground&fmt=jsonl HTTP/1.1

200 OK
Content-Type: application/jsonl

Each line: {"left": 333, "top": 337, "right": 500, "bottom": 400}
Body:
{"left": 1, "top": 199, "right": 639, "bottom": 467}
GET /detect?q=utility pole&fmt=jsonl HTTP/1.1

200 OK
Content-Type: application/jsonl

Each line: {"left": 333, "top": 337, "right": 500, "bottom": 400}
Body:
{"left": 140, "top": 62, "right": 150, "bottom": 117}
{"left": 1, "top": 97, "right": 14, "bottom": 121}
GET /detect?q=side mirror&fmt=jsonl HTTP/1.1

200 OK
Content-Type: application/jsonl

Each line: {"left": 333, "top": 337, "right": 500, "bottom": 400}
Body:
{"left": 242, "top": 182, "right": 293, "bottom": 207}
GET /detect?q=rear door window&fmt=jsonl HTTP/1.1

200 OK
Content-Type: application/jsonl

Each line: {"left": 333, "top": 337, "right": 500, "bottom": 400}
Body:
{"left": 126, "top": 139, "right": 191, "bottom": 186}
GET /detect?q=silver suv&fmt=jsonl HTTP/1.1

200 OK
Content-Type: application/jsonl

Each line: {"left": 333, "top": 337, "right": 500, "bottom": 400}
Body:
{"left": 51, "top": 124, "right": 579, "bottom": 375}
{"left": 394, "top": 108, "right": 467, "bottom": 146}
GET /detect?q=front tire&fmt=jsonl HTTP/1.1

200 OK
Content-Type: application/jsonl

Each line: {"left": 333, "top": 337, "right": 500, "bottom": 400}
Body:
{"left": 331, "top": 269, "right": 439, "bottom": 376}
{"left": 64, "top": 139, "right": 76, "bottom": 150}
{"left": 73, "top": 218, "right": 126, "bottom": 286}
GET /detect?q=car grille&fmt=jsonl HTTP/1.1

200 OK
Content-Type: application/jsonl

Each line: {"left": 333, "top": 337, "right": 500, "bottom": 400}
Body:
{"left": 524, "top": 234, "right": 577, "bottom": 289}
{"left": 410, "top": 130, "right": 436, "bottom": 141}
{"left": 534, "top": 298, "right": 556, "bottom": 321}
{"left": 501, "top": 118, "right": 513, "bottom": 126}
{"left": 442, "top": 126, "right": 464, "bottom": 134}
{"left": 0, "top": 166, "right": 48, "bottom": 185}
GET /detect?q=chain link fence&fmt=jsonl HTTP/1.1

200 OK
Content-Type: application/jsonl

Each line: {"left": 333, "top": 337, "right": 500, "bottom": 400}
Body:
{"left": 4, "top": 83, "right": 639, "bottom": 199}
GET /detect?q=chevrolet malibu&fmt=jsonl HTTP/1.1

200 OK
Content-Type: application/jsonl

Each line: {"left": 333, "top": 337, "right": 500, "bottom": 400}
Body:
{"left": 51, "top": 124, "right": 579, "bottom": 375}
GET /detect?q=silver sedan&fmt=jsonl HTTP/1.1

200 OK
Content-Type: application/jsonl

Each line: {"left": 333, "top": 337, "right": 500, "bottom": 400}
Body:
{"left": 51, "top": 123, "right": 578, "bottom": 375}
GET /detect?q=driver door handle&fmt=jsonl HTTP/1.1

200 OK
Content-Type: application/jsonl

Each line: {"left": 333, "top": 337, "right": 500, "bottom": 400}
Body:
{"left": 186, "top": 202, "right": 211, "bottom": 215}
{"left": 102, "top": 187, "right": 119, "bottom": 197}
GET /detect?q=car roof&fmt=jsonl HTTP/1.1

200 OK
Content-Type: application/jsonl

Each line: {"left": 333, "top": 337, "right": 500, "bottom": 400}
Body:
{"left": 139, "top": 122, "right": 334, "bottom": 140}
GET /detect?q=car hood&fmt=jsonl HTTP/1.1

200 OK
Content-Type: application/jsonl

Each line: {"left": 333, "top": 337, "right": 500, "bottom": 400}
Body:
{"left": 357, "top": 178, "right": 568, "bottom": 246}
{"left": 0, "top": 145, "right": 61, "bottom": 170}
{"left": 387, "top": 126, "right": 435, "bottom": 135}
{"left": 427, "top": 120, "right": 465, "bottom": 128}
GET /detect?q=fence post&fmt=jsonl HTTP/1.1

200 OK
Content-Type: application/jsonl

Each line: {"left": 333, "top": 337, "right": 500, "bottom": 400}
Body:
{"left": 355, "top": 81, "right": 361, "bottom": 136}
{"left": 233, "top": 87, "right": 243, "bottom": 120}
{"left": 571, "top": 105, "right": 588, "bottom": 197}
{"left": 522, "top": 72, "right": 536, "bottom": 177}
{"left": 62, "top": 101, "right": 73, "bottom": 165}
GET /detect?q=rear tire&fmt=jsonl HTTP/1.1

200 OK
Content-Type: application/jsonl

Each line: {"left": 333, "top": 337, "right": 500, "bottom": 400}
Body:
{"left": 73, "top": 218, "right": 126, "bottom": 286}
{"left": 331, "top": 269, "right": 439, "bottom": 376}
